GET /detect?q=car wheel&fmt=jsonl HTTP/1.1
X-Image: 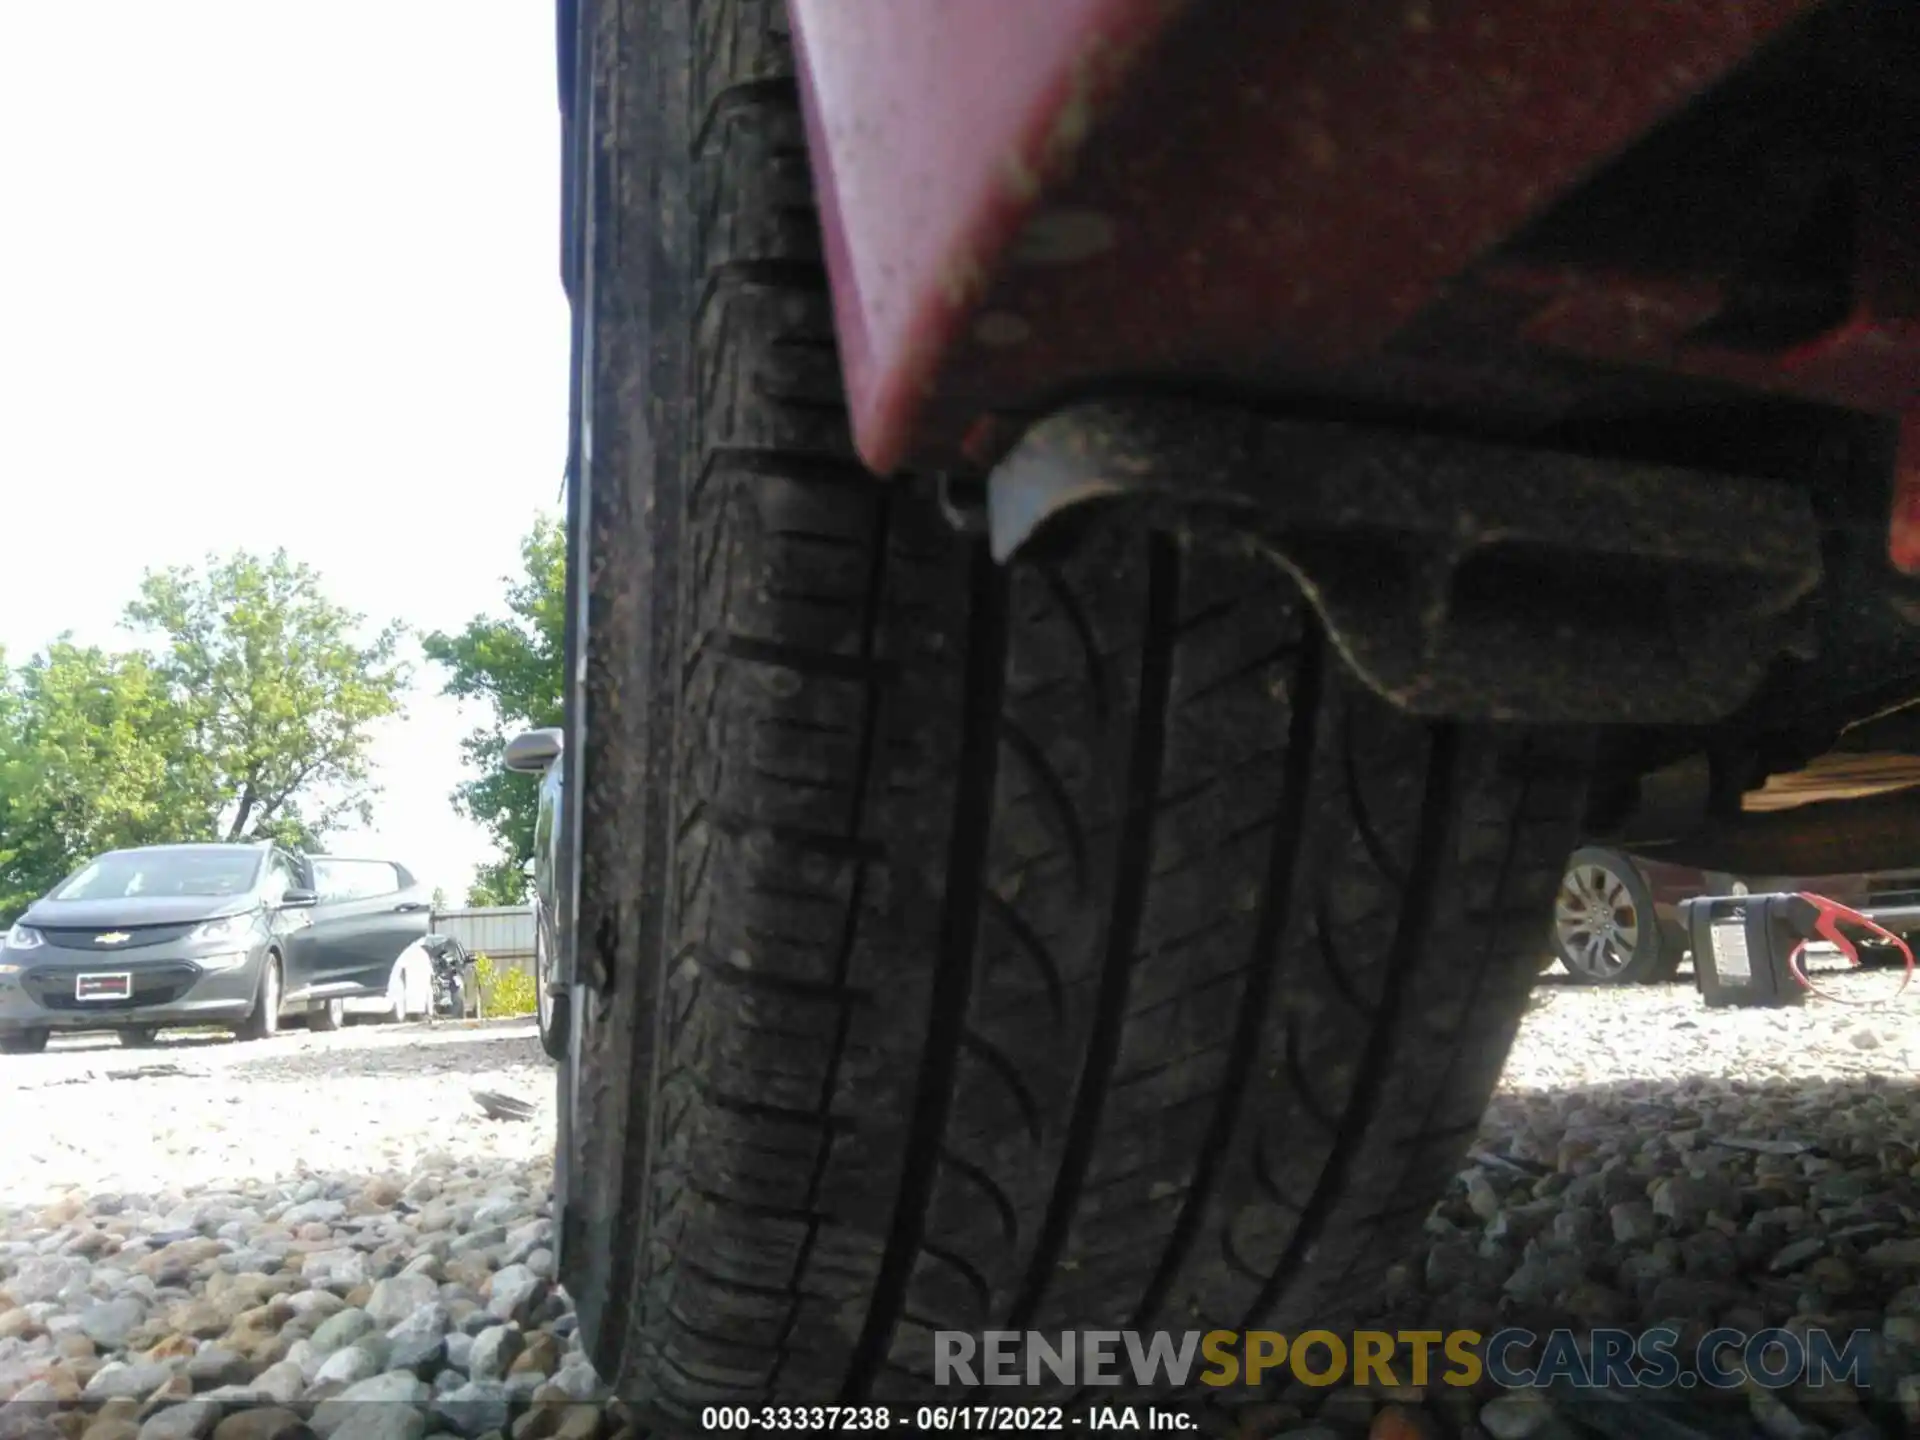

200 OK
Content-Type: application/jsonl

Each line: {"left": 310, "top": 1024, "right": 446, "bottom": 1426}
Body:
{"left": 556, "top": 2, "right": 1595, "bottom": 1417}
{"left": 1552, "top": 846, "right": 1682, "bottom": 984}
{"left": 118, "top": 1025, "right": 161, "bottom": 1048}
{"left": 534, "top": 923, "right": 568, "bottom": 1062}
{"left": 0, "top": 1029, "right": 49, "bottom": 1056}
{"left": 235, "top": 954, "right": 283, "bottom": 1041}
{"left": 307, "top": 997, "right": 346, "bottom": 1033}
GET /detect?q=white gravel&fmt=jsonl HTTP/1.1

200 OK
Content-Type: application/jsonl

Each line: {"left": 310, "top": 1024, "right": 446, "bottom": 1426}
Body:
{"left": 0, "top": 1020, "right": 555, "bottom": 1203}
{"left": 0, "top": 981, "right": 1915, "bottom": 1439}
{"left": 1505, "top": 963, "right": 1920, "bottom": 1091}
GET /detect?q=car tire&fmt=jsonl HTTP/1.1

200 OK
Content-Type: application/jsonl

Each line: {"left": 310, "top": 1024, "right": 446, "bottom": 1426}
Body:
{"left": 0, "top": 1029, "right": 49, "bottom": 1056}
{"left": 235, "top": 954, "right": 283, "bottom": 1042}
{"left": 118, "top": 1025, "right": 160, "bottom": 1048}
{"left": 556, "top": 0, "right": 1595, "bottom": 1418}
{"left": 534, "top": 923, "right": 568, "bottom": 1062}
{"left": 1552, "top": 846, "right": 1682, "bottom": 985}
{"left": 307, "top": 997, "right": 346, "bottom": 1033}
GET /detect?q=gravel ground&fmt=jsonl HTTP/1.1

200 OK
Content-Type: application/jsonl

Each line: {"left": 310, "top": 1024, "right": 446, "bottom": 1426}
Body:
{"left": 0, "top": 979, "right": 1914, "bottom": 1440}
{"left": 0, "top": 1021, "right": 555, "bottom": 1203}
{"left": 0, "top": 1019, "right": 583, "bottom": 1440}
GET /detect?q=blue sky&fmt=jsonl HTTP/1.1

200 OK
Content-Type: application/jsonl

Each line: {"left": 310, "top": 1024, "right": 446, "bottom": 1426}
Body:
{"left": 0, "top": 4, "right": 569, "bottom": 898}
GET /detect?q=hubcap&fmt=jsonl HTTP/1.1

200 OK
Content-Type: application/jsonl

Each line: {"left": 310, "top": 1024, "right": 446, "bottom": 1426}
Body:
{"left": 1554, "top": 862, "right": 1642, "bottom": 979}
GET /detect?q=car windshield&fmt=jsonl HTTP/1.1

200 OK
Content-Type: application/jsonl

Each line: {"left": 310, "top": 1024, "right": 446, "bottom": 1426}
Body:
{"left": 51, "top": 850, "right": 262, "bottom": 901}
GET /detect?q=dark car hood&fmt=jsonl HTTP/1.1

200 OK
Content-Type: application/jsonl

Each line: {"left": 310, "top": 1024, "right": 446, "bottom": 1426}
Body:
{"left": 21, "top": 896, "right": 256, "bottom": 929}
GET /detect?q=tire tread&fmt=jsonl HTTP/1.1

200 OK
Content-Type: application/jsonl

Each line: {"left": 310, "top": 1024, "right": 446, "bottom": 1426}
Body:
{"left": 571, "top": 0, "right": 1593, "bottom": 1424}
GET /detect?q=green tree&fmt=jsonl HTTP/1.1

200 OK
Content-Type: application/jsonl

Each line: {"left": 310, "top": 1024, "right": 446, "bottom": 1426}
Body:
{"left": 423, "top": 515, "right": 563, "bottom": 905}
{"left": 0, "top": 643, "right": 199, "bottom": 917}
{"left": 127, "top": 550, "right": 409, "bottom": 843}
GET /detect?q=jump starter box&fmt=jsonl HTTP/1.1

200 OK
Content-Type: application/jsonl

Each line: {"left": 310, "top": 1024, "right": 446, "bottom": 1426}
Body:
{"left": 1680, "top": 893, "right": 1809, "bottom": 1009}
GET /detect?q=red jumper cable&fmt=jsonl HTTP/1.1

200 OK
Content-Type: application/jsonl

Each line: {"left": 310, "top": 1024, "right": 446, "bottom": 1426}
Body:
{"left": 1783, "top": 892, "right": 1916, "bottom": 1005}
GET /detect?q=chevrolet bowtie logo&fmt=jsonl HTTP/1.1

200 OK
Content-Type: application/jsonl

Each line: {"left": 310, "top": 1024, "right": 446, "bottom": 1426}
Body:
{"left": 93, "top": 932, "right": 131, "bottom": 945}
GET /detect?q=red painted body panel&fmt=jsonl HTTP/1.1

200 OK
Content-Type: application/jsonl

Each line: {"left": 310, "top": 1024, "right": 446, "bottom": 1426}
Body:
{"left": 788, "top": 0, "right": 1190, "bottom": 479}
{"left": 786, "top": 0, "right": 1919, "bottom": 572}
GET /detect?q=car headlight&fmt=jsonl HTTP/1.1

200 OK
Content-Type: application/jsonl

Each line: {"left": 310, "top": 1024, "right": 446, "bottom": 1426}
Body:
{"left": 195, "top": 951, "right": 250, "bottom": 972}
{"left": 190, "top": 916, "right": 246, "bottom": 944}
{"left": 3, "top": 923, "right": 42, "bottom": 951}
{"left": 0, "top": 962, "right": 21, "bottom": 978}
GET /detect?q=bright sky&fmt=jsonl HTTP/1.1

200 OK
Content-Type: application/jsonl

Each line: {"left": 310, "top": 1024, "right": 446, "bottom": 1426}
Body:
{"left": 0, "top": 4, "right": 567, "bottom": 900}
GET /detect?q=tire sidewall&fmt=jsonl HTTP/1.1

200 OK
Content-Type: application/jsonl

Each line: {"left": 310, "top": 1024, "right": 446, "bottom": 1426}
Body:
{"left": 535, "top": 921, "right": 570, "bottom": 1063}
{"left": 247, "top": 954, "right": 282, "bottom": 1040}
{"left": 535, "top": 925, "right": 552, "bottom": 1038}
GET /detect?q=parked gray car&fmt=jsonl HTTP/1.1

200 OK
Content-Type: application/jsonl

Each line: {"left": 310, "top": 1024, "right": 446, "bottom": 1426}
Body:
{"left": 0, "top": 842, "right": 434, "bottom": 1052}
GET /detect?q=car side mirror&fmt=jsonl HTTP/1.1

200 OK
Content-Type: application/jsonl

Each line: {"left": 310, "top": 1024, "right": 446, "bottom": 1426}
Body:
{"left": 504, "top": 727, "right": 564, "bottom": 774}
{"left": 279, "top": 888, "right": 318, "bottom": 908}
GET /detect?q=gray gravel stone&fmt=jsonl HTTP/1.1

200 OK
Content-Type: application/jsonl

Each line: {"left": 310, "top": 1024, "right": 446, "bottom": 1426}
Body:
{"left": 366, "top": 1275, "right": 439, "bottom": 1328}
{"left": 386, "top": 1302, "right": 451, "bottom": 1375}
{"left": 443, "top": 1330, "right": 475, "bottom": 1375}
{"left": 484, "top": 1264, "right": 542, "bottom": 1324}
{"left": 1, "top": 1258, "right": 87, "bottom": 1306}
{"left": 1865, "top": 1238, "right": 1920, "bottom": 1270}
{"left": 433, "top": 1379, "right": 511, "bottom": 1437}
{"left": 250, "top": 1360, "right": 306, "bottom": 1406}
{"left": 1609, "top": 1201, "right": 1656, "bottom": 1244}
{"left": 1478, "top": 1394, "right": 1556, "bottom": 1440}
{"left": 327, "top": 1410, "right": 425, "bottom": 1440}
{"left": 1770, "top": 1237, "right": 1827, "bottom": 1273}
{"left": 85, "top": 1359, "right": 178, "bottom": 1399}
{"left": 466, "top": 1325, "right": 522, "bottom": 1382}
{"left": 548, "top": 1360, "right": 602, "bottom": 1402}
{"left": 281, "top": 1200, "right": 346, "bottom": 1228}
{"left": 314, "top": 1341, "right": 387, "bottom": 1387}
{"left": 309, "top": 1370, "right": 435, "bottom": 1439}
{"left": 338, "top": 1370, "right": 434, "bottom": 1405}
{"left": 186, "top": 1345, "right": 252, "bottom": 1389}
{"left": 310, "top": 1309, "right": 376, "bottom": 1357}
{"left": 78, "top": 1296, "right": 147, "bottom": 1348}
{"left": 137, "top": 1401, "right": 221, "bottom": 1440}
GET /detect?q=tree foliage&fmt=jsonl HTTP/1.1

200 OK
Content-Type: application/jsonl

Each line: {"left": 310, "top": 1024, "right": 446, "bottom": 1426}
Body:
{"left": 0, "top": 551, "right": 408, "bottom": 920}
{"left": 423, "top": 515, "right": 564, "bottom": 906}
{"left": 0, "top": 644, "right": 197, "bottom": 917}
{"left": 127, "top": 551, "right": 407, "bottom": 844}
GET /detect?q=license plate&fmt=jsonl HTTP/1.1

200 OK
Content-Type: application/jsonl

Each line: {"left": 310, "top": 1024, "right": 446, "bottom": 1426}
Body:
{"left": 75, "top": 972, "right": 132, "bottom": 1002}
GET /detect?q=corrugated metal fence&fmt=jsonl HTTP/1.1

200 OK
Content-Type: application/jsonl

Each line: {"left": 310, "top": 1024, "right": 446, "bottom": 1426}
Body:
{"left": 432, "top": 906, "right": 537, "bottom": 979}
